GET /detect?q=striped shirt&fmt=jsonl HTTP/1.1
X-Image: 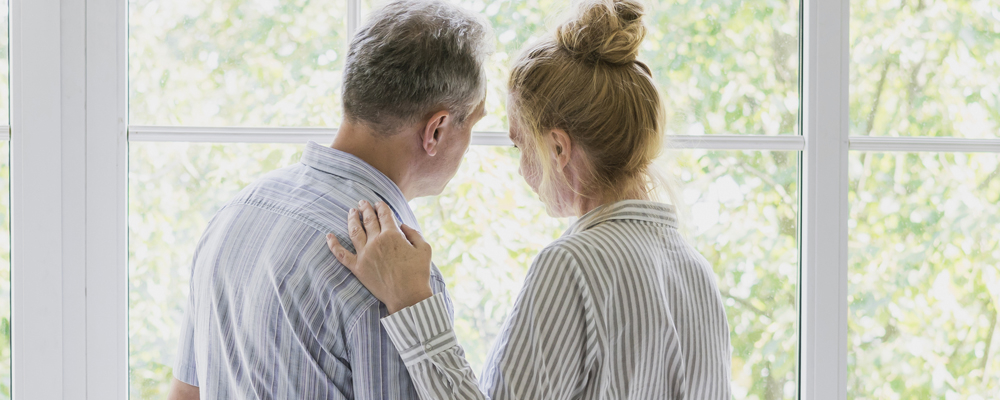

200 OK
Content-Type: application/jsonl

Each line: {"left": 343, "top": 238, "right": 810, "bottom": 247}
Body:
{"left": 382, "top": 200, "right": 732, "bottom": 399}
{"left": 174, "top": 141, "right": 452, "bottom": 399}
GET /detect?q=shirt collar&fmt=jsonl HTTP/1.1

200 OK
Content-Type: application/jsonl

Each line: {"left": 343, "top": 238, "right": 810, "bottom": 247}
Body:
{"left": 565, "top": 200, "right": 679, "bottom": 236}
{"left": 300, "top": 141, "right": 419, "bottom": 229}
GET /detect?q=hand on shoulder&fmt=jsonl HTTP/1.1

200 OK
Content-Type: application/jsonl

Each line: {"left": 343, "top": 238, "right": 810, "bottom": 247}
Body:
{"left": 326, "top": 200, "right": 434, "bottom": 314}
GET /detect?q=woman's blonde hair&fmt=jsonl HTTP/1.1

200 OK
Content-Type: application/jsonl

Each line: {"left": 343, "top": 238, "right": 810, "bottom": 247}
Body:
{"left": 509, "top": 0, "right": 675, "bottom": 210}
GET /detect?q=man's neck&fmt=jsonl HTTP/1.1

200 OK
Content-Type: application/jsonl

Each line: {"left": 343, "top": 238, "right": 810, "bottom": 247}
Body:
{"left": 331, "top": 120, "right": 416, "bottom": 200}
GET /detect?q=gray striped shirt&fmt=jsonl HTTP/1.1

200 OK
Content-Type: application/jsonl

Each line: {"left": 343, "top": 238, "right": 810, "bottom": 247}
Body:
{"left": 174, "top": 141, "right": 452, "bottom": 399}
{"left": 382, "top": 200, "right": 732, "bottom": 399}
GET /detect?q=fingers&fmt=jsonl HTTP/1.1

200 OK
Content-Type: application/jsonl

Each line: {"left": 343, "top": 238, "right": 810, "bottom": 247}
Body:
{"left": 358, "top": 200, "right": 382, "bottom": 242}
{"left": 326, "top": 233, "right": 358, "bottom": 270}
{"left": 375, "top": 201, "right": 400, "bottom": 233}
{"left": 347, "top": 208, "right": 367, "bottom": 251}
{"left": 400, "top": 224, "right": 430, "bottom": 251}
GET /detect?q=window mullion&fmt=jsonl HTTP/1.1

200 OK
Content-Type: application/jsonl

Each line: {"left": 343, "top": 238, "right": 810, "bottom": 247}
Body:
{"left": 84, "top": 0, "right": 129, "bottom": 398}
{"left": 800, "top": 0, "right": 850, "bottom": 399}
{"left": 10, "top": 0, "right": 70, "bottom": 398}
{"left": 348, "top": 0, "right": 360, "bottom": 42}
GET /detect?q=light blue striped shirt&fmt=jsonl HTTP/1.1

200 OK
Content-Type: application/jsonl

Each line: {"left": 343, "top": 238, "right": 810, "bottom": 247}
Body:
{"left": 174, "top": 141, "right": 452, "bottom": 399}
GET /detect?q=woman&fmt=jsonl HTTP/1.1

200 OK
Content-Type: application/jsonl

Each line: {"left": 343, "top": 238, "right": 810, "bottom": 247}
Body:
{"left": 326, "top": 0, "right": 731, "bottom": 398}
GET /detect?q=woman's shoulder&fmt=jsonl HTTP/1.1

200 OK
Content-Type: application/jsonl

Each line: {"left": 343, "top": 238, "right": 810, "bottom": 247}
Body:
{"left": 551, "top": 217, "right": 653, "bottom": 249}
{"left": 545, "top": 218, "right": 710, "bottom": 271}
{"left": 532, "top": 227, "right": 633, "bottom": 273}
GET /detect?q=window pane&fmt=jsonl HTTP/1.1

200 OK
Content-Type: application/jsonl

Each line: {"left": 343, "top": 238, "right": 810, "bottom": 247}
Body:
{"left": 848, "top": 152, "right": 1000, "bottom": 398}
{"left": 646, "top": 1, "right": 799, "bottom": 136}
{"left": 0, "top": 1, "right": 9, "bottom": 397}
{"left": 128, "top": 0, "right": 347, "bottom": 127}
{"left": 851, "top": 1, "right": 1000, "bottom": 138}
{"left": 0, "top": 141, "right": 9, "bottom": 400}
{"left": 0, "top": 0, "right": 7, "bottom": 127}
{"left": 362, "top": 0, "right": 799, "bottom": 135}
{"left": 663, "top": 150, "right": 799, "bottom": 399}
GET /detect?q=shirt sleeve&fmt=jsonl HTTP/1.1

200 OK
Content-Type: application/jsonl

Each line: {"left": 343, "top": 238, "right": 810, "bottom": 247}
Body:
{"left": 173, "top": 289, "right": 199, "bottom": 386}
{"left": 380, "top": 246, "right": 592, "bottom": 400}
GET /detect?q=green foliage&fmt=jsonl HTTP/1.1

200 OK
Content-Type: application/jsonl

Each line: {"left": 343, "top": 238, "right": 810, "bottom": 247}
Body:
{"left": 644, "top": 0, "right": 800, "bottom": 136}
{"left": 848, "top": 1, "right": 1000, "bottom": 398}
{"left": 0, "top": 0, "right": 8, "bottom": 126}
{"left": 848, "top": 152, "right": 1000, "bottom": 398}
{"left": 129, "top": 0, "right": 347, "bottom": 126}
{"left": 850, "top": 0, "right": 1000, "bottom": 138}
{"left": 0, "top": 142, "right": 10, "bottom": 400}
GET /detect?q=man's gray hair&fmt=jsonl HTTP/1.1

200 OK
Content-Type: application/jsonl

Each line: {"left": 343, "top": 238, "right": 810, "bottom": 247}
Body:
{"left": 343, "top": 0, "right": 493, "bottom": 133}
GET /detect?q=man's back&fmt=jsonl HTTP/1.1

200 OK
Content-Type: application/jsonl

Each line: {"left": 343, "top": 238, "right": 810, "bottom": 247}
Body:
{"left": 173, "top": 142, "right": 451, "bottom": 399}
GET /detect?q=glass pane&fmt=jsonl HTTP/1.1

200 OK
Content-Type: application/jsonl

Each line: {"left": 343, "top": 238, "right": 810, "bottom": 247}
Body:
{"left": 851, "top": 1, "right": 1000, "bottom": 138}
{"left": 128, "top": 0, "right": 347, "bottom": 127}
{"left": 848, "top": 152, "right": 1000, "bottom": 398}
{"left": 663, "top": 150, "right": 799, "bottom": 399}
{"left": 0, "top": 0, "right": 7, "bottom": 127}
{"left": 361, "top": 0, "right": 799, "bottom": 135}
{"left": 647, "top": 1, "right": 799, "bottom": 136}
{"left": 128, "top": 143, "right": 304, "bottom": 398}
{"left": 0, "top": 1, "right": 9, "bottom": 397}
{"left": 0, "top": 142, "right": 10, "bottom": 400}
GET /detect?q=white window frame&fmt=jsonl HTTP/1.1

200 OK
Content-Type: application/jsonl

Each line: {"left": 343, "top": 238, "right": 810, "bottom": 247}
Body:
{"left": 9, "top": 0, "right": 1000, "bottom": 398}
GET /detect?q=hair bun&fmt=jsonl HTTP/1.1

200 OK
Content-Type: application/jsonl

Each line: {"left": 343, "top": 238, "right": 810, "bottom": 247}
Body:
{"left": 555, "top": 0, "right": 646, "bottom": 65}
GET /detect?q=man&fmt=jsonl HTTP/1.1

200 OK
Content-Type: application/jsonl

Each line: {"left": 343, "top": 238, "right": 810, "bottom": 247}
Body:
{"left": 167, "top": 1, "right": 492, "bottom": 398}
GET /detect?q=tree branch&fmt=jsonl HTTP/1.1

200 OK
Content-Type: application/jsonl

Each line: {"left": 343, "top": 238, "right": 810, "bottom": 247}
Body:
{"left": 719, "top": 287, "right": 773, "bottom": 320}
{"left": 865, "top": 61, "right": 892, "bottom": 137}
{"left": 977, "top": 165, "right": 999, "bottom": 191}
{"left": 980, "top": 303, "right": 997, "bottom": 384}
{"left": 734, "top": 159, "right": 794, "bottom": 206}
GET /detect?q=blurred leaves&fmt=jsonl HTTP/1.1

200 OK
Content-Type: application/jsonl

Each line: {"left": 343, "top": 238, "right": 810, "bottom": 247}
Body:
{"left": 0, "top": 142, "right": 10, "bottom": 399}
{"left": 0, "top": 0, "right": 8, "bottom": 126}
{"left": 851, "top": 0, "right": 1000, "bottom": 138}
{"left": 129, "top": 0, "right": 347, "bottom": 126}
{"left": 849, "top": 1, "right": 1000, "bottom": 398}
{"left": 0, "top": 4, "right": 11, "bottom": 396}
{"left": 848, "top": 152, "right": 1000, "bottom": 399}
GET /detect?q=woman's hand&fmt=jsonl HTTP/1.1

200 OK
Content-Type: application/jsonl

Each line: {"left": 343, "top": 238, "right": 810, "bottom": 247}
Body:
{"left": 326, "top": 200, "right": 434, "bottom": 314}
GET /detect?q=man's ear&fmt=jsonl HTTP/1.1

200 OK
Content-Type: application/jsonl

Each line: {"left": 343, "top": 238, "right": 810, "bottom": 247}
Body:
{"left": 420, "top": 110, "right": 451, "bottom": 157}
{"left": 549, "top": 128, "right": 573, "bottom": 169}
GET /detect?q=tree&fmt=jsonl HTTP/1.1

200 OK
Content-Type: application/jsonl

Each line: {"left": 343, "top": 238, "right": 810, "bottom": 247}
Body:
{"left": 849, "top": 0, "right": 1000, "bottom": 397}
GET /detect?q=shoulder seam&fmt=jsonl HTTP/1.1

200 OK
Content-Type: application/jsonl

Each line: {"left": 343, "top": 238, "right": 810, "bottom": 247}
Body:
{"left": 344, "top": 297, "right": 382, "bottom": 337}
{"left": 231, "top": 197, "right": 336, "bottom": 235}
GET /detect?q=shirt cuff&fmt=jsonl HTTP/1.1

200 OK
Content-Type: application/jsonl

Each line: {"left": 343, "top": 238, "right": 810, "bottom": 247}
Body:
{"left": 381, "top": 293, "right": 458, "bottom": 367}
